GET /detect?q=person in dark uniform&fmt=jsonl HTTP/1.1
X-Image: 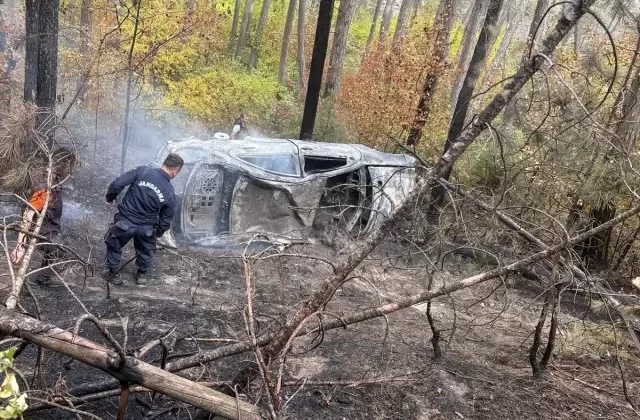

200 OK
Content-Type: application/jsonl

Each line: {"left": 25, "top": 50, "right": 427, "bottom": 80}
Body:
{"left": 10, "top": 148, "right": 77, "bottom": 285}
{"left": 103, "top": 153, "right": 183, "bottom": 285}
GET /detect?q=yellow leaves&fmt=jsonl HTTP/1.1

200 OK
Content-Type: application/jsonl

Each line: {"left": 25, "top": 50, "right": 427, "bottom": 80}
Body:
{"left": 0, "top": 394, "right": 27, "bottom": 420}
{"left": 0, "top": 347, "right": 27, "bottom": 419}
{"left": 0, "top": 374, "right": 18, "bottom": 400}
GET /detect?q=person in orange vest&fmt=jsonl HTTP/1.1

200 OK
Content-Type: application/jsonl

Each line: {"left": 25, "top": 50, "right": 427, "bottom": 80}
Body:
{"left": 10, "top": 148, "right": 76, "bottom": 286}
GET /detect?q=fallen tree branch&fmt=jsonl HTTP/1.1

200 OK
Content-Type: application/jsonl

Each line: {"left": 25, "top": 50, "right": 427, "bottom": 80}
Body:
{"left": 0, "top": 308, "right": 262, "bottom": 420}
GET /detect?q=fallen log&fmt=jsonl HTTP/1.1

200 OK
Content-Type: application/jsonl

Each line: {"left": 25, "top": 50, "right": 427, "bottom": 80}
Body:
{"left": 0, "top": 308, "right": 262, "bottom": 420}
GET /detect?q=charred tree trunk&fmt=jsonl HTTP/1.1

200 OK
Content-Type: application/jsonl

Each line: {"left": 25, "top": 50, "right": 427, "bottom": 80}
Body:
{"left": 235, "top": 0, "right": 256, "bottom": 58}
{"left": 406, "top": 0, "right": 455, "bottom": 146}
{"left": 36, "top": 0, "right": 59, "bottom": 131}
{"left": 451, "top": 0, "right": 487, "bottom": 106}
{"left": 24, "top": 0, "right": 40, "bottom": 103}
{"left": 278, "top": 0, "right": 298, "bottom": 84}
{"left": 324, "top": 0, "right": 358, "bottom": 96}
{"left": 365, "top": 0, "right": 384, "bottom": 54}
{"left": 297, "top": 0, "right": 307, "bottom": 89}
{"left": 228, "top": 0, "right": 242, "bottom": 52}
{"left": 378, "top": 0, "right": 394, "bottom": 44}
{"left": 392, "top": 0, "right": 413, "bottom": 48}
{"left": 250, "top": 0, "right": 273, "bottom": 68}
{"left": 299, "top": 0, "right": 335, "bottom": 139}
{"left": 425, "top": 0, "right": 504, "bottom": 227}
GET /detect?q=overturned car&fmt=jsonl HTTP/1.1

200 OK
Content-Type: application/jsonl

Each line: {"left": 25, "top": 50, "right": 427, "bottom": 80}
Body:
{"left": 151, "top": 136, "right": 416, "bottom": 247}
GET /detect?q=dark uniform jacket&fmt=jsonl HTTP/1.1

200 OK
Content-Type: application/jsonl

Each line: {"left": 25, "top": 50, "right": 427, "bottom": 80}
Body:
{"left": 106, "top": 166, "right": 176, "bottom": 236}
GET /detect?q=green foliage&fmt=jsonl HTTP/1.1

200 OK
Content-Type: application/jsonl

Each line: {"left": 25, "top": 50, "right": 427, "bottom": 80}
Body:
{"left": 0, "top": 348, "right": 27, "bottom": 419}
{"left": 164, "top": 62, "right": 293, "bottom": 131}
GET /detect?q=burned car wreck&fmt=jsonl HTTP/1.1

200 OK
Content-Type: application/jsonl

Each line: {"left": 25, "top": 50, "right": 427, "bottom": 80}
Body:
{"left": 152, "top": 136, "right": 416, "bottom": 247}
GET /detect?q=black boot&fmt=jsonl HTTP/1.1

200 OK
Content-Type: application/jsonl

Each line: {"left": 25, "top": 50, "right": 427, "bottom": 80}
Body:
{"left": 102, "top": 267, "right": 123, "bottom": 285}
{"left": 134, "top": 270, "right": 147, "bottom": 285}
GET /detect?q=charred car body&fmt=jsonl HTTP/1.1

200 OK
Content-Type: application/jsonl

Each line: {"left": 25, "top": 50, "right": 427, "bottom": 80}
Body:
{"left": 151, "top": 136, "right": 416, "bottom": 246}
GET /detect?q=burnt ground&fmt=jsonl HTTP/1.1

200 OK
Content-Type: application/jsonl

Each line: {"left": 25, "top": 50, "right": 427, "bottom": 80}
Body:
{"left": 0, "top": 130, "right": 639, "bottom": 419}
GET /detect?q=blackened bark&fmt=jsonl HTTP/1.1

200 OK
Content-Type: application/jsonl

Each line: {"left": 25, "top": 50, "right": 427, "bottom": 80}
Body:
{"left": 36, "top": 0, "right": 59, "bottom": 129}
{"left": 279, "top": 0, "right": 298, "bottom": 84}
{"left": 426, "top": 0, "right": 504, "bottom": 225}
{"left": 406, "top": 0, "right": 455, "bottom": 146}
{"left": 299, "top": 0, "right": 335, "bottom": 139}
{"left": 324, "top": 0, "right": 358, "bottom": 96}
{"left": 24, "top": 0, "right": 40, "bottom": 103}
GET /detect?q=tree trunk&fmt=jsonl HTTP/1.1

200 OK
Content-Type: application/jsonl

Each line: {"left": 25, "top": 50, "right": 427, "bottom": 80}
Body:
{"left": 406, "top": 0, "right": 455, "bottom": 146}
{"left": 365, "top": 0, "right": 384, "bottom": 54}
{"left": 573, "top": 20, "right": 581, "bottom": 55}
{"left": 451, "top": 0, "right": 487, "bottom": 106}
{"left": 228, "top": 0, "right": 242, "bottom": 52}
{"left": 24, "top": 0, "right": 39, "bottom": 103}
{"left": 250, "top": 0, "right": 273, "bottom": 68}
{"left": 120, "top": 0, "right": 142, "bottom": 174}
{"left": 378, "top": 0, "right": 394, "bottom": 43}
{"left": 265, "top": 0, "right": 594, "bottom": 360}
{"left": 480, "top": 0, "right": 526, "bottom": 92}
{"left": 76, "top": 0, "right": 92, "bottom": 99}
{"left": 324, "top": 0, "right": 358, "bottom": 96}
{"left": 36, "top": 0, "right": 59, "bottom": 131}
{"left": 299, "top": 0, "right": 335, "bottom": 139}
{"left": 278, "top": 0, "right": 298, "bottom": 84}
{"left": 235, "top": 0, "right": 256, "bottom": 58}
{"left": 0, "top": 308, "right": 261, "bottom": 420}
{"left": 0, "top": 6, "right": 13, "bottom": 111}
{"left": 392, "top": 0, "right": 413, "bottom": 48}
{"left": 297, "top": 0, "right": 307, "bottom": 89}
{"left": 162, "top": 2, "right": 597, "bottom": 373}
{"left": 572, "top": 27, "right": 640, "bottom": 269}
{"left": 426, "top": 0, "right": 504, "bottom": 228}
{"left": 504, "top": 0, "right": 548, "bottom": 121}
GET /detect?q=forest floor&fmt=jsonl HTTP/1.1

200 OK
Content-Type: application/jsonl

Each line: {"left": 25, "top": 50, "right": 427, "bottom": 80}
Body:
{"left": 1, "top": 132, "right": 638, "bottom": 419}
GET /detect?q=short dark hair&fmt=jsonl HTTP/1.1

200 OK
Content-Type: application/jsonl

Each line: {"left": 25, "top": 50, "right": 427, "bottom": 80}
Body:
{"left": 163, "top": 153, "right": 184, "bottom": 169}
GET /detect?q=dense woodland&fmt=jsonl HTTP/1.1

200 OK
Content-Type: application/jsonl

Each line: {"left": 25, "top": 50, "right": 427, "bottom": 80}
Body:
{"left": 0, "top": 0, "right": 639, "bottom": 419}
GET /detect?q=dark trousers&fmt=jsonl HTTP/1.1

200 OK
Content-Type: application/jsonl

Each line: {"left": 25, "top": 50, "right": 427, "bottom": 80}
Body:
{"left": 39, "top": 233, "right": 65, "bottom": 280}
{"left": 105, "top": 221, "right": 156, "bottom": 274}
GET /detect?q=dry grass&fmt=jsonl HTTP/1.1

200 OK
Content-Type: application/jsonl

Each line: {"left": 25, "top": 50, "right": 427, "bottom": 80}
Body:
{"left": 0, "top": 106, "right": 76, "bottom": 194}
